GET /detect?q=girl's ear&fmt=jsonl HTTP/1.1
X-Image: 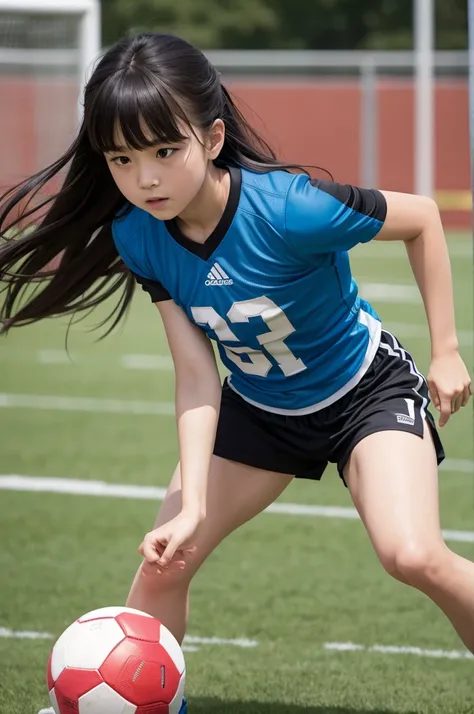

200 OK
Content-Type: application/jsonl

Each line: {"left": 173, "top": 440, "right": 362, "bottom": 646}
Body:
{"left": 206, "top": 119, "right": 226, "bottom": 160}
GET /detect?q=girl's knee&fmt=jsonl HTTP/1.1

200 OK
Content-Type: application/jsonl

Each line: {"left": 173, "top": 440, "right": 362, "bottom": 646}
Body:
{"left": 378, "top": 540, "right": 451, "bottom": 587}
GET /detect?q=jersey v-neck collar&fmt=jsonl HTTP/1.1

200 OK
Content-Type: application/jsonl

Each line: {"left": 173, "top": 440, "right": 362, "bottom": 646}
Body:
{"left": 164, "top": 165, "right": 242, "bottom": 261}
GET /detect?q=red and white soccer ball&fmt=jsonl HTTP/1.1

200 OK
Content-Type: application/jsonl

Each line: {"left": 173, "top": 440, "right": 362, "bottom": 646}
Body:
{"left": 46, "top": 606, "right": 186, "bottom": 714}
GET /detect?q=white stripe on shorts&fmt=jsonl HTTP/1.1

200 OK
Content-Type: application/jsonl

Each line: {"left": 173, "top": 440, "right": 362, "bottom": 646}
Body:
{"left": 379, "top": 330, "right": 428, "bottom": 418}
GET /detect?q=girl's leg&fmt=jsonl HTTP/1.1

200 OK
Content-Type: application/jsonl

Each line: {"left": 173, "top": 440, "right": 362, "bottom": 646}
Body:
{"left": 127, "top": 456, "right": 293, "bottom": 643}
{"left": 343, "top": 422, "right": 474, "bottom": 653}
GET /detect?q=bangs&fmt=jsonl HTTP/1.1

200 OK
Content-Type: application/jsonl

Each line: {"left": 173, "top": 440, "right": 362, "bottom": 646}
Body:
{"left": 87, "top": 69, "right": 192, "bottom": 153}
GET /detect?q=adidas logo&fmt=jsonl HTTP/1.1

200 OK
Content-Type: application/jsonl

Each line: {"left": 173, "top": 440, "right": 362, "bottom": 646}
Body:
{"left": 205, "top": 262, "right": 233, "bottom": 286}
{"left": 395, "top": 398, "right": 415, "bottom": 426}
{"left": 396, "top": 414, "right": 415, "bottom": 426}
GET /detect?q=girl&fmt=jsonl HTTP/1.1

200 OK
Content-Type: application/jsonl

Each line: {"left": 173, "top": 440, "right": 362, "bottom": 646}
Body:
{"left": 1, "top": 32, "right": 472, "bottom": 713}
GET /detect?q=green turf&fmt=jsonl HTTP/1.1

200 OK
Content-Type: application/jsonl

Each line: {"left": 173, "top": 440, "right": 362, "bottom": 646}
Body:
{"left": 0, "top": 232, "right": 473, "bottom": 713}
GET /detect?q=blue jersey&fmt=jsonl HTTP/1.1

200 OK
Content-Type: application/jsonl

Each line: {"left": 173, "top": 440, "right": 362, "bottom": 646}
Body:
{"left": 112, "top": 167, "right": 387, "bottom": 414}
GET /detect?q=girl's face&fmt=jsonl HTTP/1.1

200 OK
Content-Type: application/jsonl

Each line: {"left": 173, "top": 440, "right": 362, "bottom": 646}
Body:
{"left": 104, "top": 120, "right": 225, "bottom": 220}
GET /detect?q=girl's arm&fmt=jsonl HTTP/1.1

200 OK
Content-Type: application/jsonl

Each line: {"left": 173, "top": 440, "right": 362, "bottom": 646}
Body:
{"left": 157, "top": 299, "right": 222, "bottom": 520}
{"left": 376, "top": 192, "right": 457, "bottom": 357}
{"left": 374, "top": 191, "right": 471, "bottom": 424}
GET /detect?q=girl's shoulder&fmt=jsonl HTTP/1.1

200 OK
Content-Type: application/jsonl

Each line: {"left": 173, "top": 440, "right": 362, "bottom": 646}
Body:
{"left": 240, "top": 166, "right": 300, "bottom": 196}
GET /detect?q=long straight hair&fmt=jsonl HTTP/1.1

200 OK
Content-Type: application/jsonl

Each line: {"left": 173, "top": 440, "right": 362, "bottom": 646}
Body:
{"left": 0, "top": 32, "right": 315, "bottom": 335}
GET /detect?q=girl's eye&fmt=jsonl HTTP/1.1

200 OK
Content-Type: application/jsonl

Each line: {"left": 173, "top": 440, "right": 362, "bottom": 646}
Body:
{"left": 157, "top": 148, "right": 176, "bottom": 159}
{"left": 111, "top": 156, "right": 130, "bottom": 166}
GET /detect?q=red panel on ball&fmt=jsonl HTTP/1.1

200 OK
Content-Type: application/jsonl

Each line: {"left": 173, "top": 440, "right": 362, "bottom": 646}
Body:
{"left": 54, "top": 668, "right": 103, "bottom": 712}
{"left": 100, "top": 638, "right": 181, "bottom": 706}
{"left": 135, "top": 704, "right": 170, "bottom": 713}
{"left": 116, "top": 612, "right": 161, "bottom": 642}
{"left": 46, "top": 651, "right": 55, "bottom": 690}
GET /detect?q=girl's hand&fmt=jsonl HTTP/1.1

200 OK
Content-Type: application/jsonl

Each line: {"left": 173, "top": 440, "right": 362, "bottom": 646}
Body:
{"left": 138, "top": 511, "right": 201, "bottom": 573}
{"left": 427, "top": 350, "right": 471, "bottom": 427}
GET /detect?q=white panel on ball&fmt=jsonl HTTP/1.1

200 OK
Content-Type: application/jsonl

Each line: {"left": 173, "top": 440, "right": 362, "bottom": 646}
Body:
{"left": 48, "top": 688, "right": 60, "bottom": 714}
{"left": 55, "top": 618, "right": 125, "bottom": 670}
{"left": 78, "top": 683, "right": 137, "bottom": 714}
{"left": 159, "top": 625, "right": 186, "bottom": 674}
{"left": 50, "top": 621, "right": 82, "bottom": 680}
{"left": 168, "top": 673, "right": 186, "bottom": 714}
{"left": 78, "top": 606, "right": 153, "bottom": 622}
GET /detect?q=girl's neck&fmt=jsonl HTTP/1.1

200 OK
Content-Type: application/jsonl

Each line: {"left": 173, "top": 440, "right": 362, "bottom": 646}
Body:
{"left": 174, "top": 164, "right": 230, "bottom": 244}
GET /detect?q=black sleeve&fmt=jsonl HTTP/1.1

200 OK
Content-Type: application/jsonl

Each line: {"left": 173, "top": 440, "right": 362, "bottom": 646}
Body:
{"left": 132, "top": 272, "right": 172, "bottom": 302}
{"left": 285, "top": 174, "right": 387, "bottom": 255}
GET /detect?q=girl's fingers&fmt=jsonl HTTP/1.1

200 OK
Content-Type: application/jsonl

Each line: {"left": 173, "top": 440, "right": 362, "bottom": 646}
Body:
{"left": 461, "top": 385, "right": 472, "bottom": 407}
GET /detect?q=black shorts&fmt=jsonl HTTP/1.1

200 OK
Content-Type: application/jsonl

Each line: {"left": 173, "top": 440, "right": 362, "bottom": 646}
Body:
{"left": 213, "top": 330, "right": 445, "bottom": 484}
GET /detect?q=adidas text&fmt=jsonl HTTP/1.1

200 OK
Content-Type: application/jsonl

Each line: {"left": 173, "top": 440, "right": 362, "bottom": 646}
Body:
{"left": 205, "top": 278, "right": 233, "bottom": 286}
{"left": 396, "top": 414, "right": 415, "bottom": 426}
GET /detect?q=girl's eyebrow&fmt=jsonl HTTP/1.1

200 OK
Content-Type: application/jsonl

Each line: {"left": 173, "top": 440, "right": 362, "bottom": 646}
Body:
{"left": 107, "top": 137, "right": 190, "bottom": 153}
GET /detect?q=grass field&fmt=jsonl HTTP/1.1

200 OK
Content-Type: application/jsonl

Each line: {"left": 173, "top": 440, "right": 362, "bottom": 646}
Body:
{"left": 0, "top": 232, "right": 473, "bottom": 714}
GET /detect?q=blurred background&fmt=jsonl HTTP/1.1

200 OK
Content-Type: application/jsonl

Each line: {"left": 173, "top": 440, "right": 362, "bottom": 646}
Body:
{"left": 0, "top": 3, "right": 473, "bottom": 713}
{"left": 0, "top": 0, "right": 471, "bottom": 226}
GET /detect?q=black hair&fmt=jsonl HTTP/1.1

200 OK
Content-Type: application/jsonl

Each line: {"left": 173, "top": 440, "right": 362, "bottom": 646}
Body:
{"left": 0, "top": 32, "right": 316, "bottom": 335}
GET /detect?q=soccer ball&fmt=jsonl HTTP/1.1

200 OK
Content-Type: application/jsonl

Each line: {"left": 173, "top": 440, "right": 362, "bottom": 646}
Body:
{"left": 46, "top": 606, "right": 186, "bottom": 714}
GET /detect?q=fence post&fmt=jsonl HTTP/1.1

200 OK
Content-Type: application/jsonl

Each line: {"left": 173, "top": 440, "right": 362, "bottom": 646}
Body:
{"left": 360, "top": 56, "right": 378, "bottom": 188}
{"left": 414, "top": 0, "right": 435, "bottom": 197}
{"left": 469, "top": 0, "right": 474, "bottom": 212}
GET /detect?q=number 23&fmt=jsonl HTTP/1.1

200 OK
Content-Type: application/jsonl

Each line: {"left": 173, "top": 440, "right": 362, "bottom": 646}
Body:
{"left": 191, "top": 296, "right": 306, "bottom": 378}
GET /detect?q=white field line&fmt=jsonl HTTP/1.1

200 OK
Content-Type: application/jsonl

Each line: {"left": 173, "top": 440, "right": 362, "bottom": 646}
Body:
{"left": 353, "top": 241, "right": 472, "bottom": 259}
{"left": 324, "top": 642, "right": 473, "bottom": 660}
{"left": 0, "top": 386, "right": 474, "bottom": 473}
{"left": 1, "top": 627, "right": 469, "bottom": 663}
{"left": 120, "top": 354, "right": 174, "bottom": 370}
{"left": 439, "top": 458, "right": 473, "bottom": 474}
{"left": 0, "top": 393, "right": 471, "bottom": 475}
{"left": 0, "top": 351, "right": 175, "bottom": 370}
{"left": 37, "top": 353, "right": 174, "bottom": 370}
{"left": 34, "top": 330, "right": 474, "bottom": 362}
{"left": 385, "top": 323, "right": 472, "bottom": 348}
{"left": 0, "top": 393, "right": 175, "bottom": 415}
{"left": 32, "top": 327, "right": 473, "bottom": 368}
{"left": 0, "top": 319, "right": 471, "bottom": 371}
{"left": 34, "top": 327, "right": 474, "bottom": 364}
{"left": 37, "top": 350, "right": 73, "bottom": 365}
{"left": 0, "top": 627, "right": 52, "bottom": 640}
{"left": 0, "top": 475, "right": 472, "bottom": 544}
{"left": 359, "top": 283, "right": 421, "bottom": 303}
{"left": 0, "top": 626, "right": 257, "bottom": 651}
{"left": 0, "top": 394, "right": 470, "bottom": 475}
{"left": 184, "top": 635, "right": 257, "bottom": 648}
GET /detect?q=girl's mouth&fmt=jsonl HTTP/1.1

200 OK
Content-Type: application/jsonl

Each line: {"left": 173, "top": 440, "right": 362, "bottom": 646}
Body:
{"left": 146, "top": 197, "right": 169, "bottom": 207}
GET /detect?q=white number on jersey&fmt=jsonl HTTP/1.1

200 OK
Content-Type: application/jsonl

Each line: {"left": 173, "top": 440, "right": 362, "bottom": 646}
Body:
{"left": 191, "top": 297, "right": 306, "bottom": 378}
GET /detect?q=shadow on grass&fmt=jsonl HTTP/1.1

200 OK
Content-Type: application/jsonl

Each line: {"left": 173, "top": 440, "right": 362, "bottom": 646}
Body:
{"left": 188, "top": 698, "right": 416, "bottom": 714}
